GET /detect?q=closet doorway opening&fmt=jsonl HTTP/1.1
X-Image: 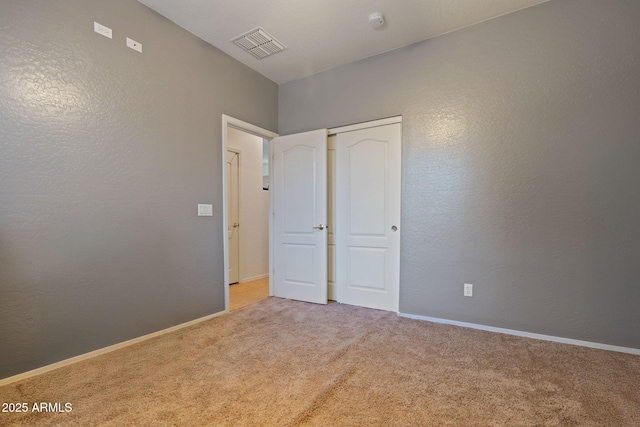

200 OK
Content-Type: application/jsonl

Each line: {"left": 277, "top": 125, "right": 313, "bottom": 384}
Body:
{"left": 222, "top": 115, "right": 278, "bottom": 312}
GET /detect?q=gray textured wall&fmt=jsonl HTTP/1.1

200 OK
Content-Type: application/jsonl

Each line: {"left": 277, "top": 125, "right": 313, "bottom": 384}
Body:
{"left": 0, "top": 0, "right": 277, "bottom": 378}
{"left": 279, "top": 0, "right": 640, "bottom": 348}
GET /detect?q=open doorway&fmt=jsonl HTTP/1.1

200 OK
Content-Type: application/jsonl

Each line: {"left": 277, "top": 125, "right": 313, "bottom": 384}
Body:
{"left": 222, "top": 115, "right": 278, "bottom": 311}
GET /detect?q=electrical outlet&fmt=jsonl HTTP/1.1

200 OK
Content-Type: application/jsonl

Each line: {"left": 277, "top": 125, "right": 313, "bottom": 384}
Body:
{"left": 94, "top": 22, "right": 112, "bottom": 39}
{"left": 126, "top": 37, "right": 142, "bottom": 53}
{"left": 464, "top": 283, "right": 473, "bottom": 297}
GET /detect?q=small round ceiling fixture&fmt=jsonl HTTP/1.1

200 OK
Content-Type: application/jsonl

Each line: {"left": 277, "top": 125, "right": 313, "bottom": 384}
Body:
{"left": 368, "top": 12, "right": 385, "bottom": 29}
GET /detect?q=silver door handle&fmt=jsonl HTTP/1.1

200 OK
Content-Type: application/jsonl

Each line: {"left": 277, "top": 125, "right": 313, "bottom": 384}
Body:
{"left": 312, "top": 224, "right": 325, "bottom": 230}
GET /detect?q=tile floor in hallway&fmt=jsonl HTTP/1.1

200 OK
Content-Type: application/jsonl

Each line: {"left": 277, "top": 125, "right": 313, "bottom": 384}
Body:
{"left": 229, "top": 277, "right": 269, "bottom": 311}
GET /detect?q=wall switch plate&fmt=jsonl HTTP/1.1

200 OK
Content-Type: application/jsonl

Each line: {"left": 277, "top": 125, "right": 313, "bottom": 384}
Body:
{"left": 198, "top": 204, "right": 213, "bottom": 217}
{"left": 126, "top": 37, "right": 142, "bottom": 53}
{"left": 464, "top": 283, "right": 473, "bottom": 297}
{"left": 94, "top": 22, "right": 112, "bottom": 39}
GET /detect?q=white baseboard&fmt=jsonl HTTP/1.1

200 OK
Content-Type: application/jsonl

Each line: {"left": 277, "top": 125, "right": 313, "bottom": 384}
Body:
{"left": 0, "top": 310, "right": 226, "bottom": 387}
{"left": 398, "top": 312, "right": 640, "bottom": 356}
{"left": 240, "top": 273, "right": 268, "bottom": 283}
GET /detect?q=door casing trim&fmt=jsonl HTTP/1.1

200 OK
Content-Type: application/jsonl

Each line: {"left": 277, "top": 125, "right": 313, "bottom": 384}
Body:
{"left": 328, "top": 116, "right": 402, "bottom": 135}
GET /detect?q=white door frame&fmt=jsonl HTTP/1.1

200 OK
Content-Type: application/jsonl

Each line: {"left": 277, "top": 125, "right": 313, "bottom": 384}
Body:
{"left": 222, "top": 115, "right": 278, "bottom": 312}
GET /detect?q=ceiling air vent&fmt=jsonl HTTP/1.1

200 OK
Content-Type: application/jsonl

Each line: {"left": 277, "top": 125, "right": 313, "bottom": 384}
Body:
{"left": 232, "top": 27, "right": 286, "bottom": 60}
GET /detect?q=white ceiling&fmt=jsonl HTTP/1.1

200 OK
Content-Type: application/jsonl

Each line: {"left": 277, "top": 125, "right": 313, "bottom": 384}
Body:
{"left": 138, "top": 0, "right": 548, "bottom": 84}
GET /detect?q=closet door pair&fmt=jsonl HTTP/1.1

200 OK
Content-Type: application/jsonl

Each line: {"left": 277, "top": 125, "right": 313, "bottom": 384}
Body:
{"left": 272, "top": 119, "right": 401, "bottom": 312}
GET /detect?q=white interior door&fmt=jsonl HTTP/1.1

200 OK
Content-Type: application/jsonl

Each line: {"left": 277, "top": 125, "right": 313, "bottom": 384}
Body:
{"left": 335, "top": 122, "right": 401, "bottom": 311}
{"left": 226, "top": 150, "right": 240, "bottom": 284}
{"left": 272, "top": 129, "right": 328, "bottom": 304}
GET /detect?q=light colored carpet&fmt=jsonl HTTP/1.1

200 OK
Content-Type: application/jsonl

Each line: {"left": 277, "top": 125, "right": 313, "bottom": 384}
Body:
{"left": 229, "top": 277, "right": 269, "bottom": 311}
{"left": 1, "top": 297, "right": 639, "bottom": 426}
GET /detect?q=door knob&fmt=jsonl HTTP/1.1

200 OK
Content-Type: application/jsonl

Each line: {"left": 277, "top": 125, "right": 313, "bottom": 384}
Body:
{"left": 391, "top": 225, "right": 397, "bottom": 232}
{"left": 232, "top": 223, "right": 239, "bottom": 228}
{"left": 312, "top": 224, "right": 325, "bottom": 230}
